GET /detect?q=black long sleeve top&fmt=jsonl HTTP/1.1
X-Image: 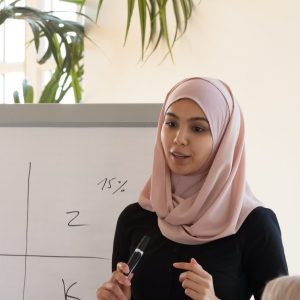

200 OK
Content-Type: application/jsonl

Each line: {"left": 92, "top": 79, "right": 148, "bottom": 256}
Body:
{"left": 112, "top": 203, "right": 288, "bottom": 300}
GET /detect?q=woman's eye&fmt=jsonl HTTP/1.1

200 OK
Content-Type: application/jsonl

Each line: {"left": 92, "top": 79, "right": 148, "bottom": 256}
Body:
{"left": 165, "top": 121, "right": 176, "bottom": 128}
{"left": 192, "top": 126, "right": 204, "bottom": 133}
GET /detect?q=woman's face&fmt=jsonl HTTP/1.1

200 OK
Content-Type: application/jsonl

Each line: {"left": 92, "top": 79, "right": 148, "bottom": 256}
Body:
{"left": 161, "top": 99, "right": 213, "bottom": 175}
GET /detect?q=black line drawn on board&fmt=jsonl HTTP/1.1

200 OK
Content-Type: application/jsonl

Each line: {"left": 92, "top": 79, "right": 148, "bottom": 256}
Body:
{"left": 0, "top": 253, "right": 108, "bottom": 260}
{"left": 22, "top": 162, "right": 31, "bottom": 300}
{"left": 62, "top": 279, "right": 81, "bottom": 300}
{"left": 66, "top": 211, "right": 87, "bottom": 227}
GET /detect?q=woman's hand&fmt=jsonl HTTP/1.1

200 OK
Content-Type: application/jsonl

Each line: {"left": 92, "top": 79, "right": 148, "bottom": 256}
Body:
{"left": 96, "top": 262, "right": 132, "bottom": 300}
{"left": 173, "top": 258, "right": 219, "bottom": 300}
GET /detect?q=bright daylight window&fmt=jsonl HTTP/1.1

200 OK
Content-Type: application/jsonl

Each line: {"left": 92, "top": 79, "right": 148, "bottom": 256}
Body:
{"left": 0, "top": 0, "right": 78, "bottom": 103}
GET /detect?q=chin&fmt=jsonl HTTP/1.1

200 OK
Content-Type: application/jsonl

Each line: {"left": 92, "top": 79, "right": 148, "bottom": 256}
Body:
{"left": 170, "top": 167, "right": 191, "bottom": 176}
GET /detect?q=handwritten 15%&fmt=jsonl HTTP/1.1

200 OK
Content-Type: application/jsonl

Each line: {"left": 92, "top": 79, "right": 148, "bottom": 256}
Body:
{"left": 97, "top": 177, "right": 128, "bottom": 194}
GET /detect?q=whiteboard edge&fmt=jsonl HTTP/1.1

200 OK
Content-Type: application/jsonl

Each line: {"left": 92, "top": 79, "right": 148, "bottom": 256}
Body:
{"left": 0, "top": 104, "right": 162, "bottom": 127}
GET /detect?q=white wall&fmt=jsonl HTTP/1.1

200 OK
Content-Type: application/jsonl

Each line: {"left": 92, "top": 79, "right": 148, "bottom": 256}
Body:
{"left": 84, "top": 0, "right": 300, "bottom": 274}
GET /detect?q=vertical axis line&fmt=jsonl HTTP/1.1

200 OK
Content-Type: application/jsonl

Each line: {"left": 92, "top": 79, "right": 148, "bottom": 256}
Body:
{"left": 22, "top": 162, "right": 31, "bottom": 300}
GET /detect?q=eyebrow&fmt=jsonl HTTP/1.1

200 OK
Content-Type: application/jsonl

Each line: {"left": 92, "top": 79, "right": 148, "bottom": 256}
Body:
{"left": 165, "top": 112, "right": 209, "bottom": 123}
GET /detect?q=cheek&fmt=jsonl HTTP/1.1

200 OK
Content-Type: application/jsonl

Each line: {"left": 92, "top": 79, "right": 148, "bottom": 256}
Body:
{"left": 195, "top": 137, "right": 213, "bottom": 159}
{"left": 205, "top": 137, "right": 213, "bottom": 158}
{"left": 160, "top": 129, "right": 169, "bottom": 150}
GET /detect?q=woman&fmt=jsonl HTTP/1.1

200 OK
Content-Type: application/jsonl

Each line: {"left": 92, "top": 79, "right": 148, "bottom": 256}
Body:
{"left": 97, "top": 77, "right": 288, "bottom": 300}
{"left": 261, "top": 276, "right": 300, "bottom": 300}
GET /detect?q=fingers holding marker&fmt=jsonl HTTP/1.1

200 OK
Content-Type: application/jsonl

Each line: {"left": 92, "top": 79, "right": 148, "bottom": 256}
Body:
{"left": 97, "top": 281, "right": 127, "bottom": 300}
{"left": 97, "top": 237, "right": 149, "bottom": 300}
{"left": 117, "top": 262, "right": 130, "bottom": 276}
{"left": 96, "top": 263, "right": 132, "bottom": 300}
{"left": 112, "top": 263, "right": 131, "bottom": 286}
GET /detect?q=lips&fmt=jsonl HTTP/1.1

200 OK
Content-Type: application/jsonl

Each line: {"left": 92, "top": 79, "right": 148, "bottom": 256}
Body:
{"left": 170, "top": 151, "right": 190, "bottom": 159}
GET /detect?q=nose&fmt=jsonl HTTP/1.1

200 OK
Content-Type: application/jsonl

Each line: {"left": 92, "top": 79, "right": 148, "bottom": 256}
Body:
{"left": 173, "top": 128, "right": 188, "bottom": 146}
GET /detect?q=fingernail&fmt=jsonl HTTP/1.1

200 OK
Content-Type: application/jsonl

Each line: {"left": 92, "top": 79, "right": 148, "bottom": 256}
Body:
{"left": 117, "top": 262, "right": 122, "bottom": 269}
{"left": 191, "top": 258, "right": 197, "bottom": 264}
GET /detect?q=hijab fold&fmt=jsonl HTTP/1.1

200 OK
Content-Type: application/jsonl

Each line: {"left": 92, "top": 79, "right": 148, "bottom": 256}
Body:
{"left": 139, "top": 77, "right": 261, "bottom": 245}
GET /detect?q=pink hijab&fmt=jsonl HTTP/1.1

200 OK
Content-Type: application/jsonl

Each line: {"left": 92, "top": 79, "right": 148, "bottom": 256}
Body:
{"left": 139, "top": 77, "right": 262, "bottom": 245}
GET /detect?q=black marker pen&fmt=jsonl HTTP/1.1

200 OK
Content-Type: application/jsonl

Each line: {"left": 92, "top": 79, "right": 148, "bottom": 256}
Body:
{"left": 125, "top": 235, "right": 150, "bottom": 277}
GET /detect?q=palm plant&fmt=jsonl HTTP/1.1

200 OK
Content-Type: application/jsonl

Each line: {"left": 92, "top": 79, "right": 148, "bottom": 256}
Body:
{"left": 61, "top": 0, "right": 195, "bottom": 61}
{"left": 0, "top": 0, "right": 85, "bottom": 103}
{"left": 0, "top": 0, "right": 196, "bottom": 103}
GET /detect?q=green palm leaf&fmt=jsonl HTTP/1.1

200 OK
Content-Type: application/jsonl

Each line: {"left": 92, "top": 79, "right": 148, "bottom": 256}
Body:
{"left": 138, "top": 0, "right": 147, "bottom": 60}
{"left": 124, "top": 0, "right": 136, "bottom": 45}
{"left": 13, "top": 80, "right": 34, "bottom": 104}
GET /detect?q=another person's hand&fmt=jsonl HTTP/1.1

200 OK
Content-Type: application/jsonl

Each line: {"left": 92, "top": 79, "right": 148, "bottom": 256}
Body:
{"left": 96, "top": 262, "right": 132, "bottom": 300}
{"left": 173, "top": 258, "right": 219, "bottom": 300}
